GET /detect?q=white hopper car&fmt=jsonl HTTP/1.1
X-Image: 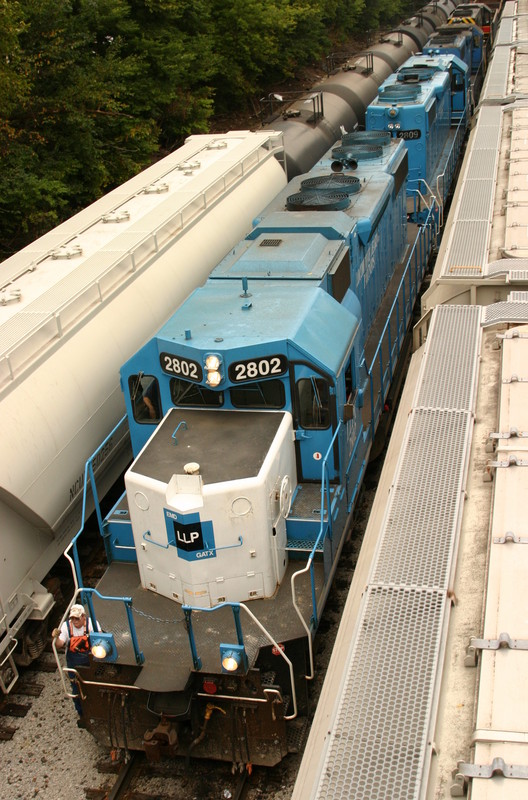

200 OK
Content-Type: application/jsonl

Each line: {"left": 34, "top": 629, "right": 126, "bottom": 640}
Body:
{"left": 0, "top": 130, "right": 287, "bottom": 691}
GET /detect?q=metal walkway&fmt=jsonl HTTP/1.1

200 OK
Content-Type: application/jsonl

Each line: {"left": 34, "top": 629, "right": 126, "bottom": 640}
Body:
{"left": 306, "top": 304, "right": 483, "bottom": 800}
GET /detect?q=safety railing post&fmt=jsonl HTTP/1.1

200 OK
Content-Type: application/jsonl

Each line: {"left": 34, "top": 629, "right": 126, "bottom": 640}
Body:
{"left": 183, "top": 608, "right": 202, "bottom": 670}
{"left": 232, "top": 605, "right": 244, "bottom": 647}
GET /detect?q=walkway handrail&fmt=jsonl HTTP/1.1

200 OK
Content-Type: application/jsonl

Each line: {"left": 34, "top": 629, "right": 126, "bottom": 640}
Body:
{"left": 182, "top": 601, "right": 298, "bottom": 719}
{"left": 63, "top": 413, "right": 128, "bottom": 592}
{"left": 1, "top": 135, "right": 285, "bottom": 386}
{"left": 52, "top": 586, "right": 86, "bottom": 698}
{"left": 53, "top": 584, "right": 144, "bottom": 700}
{"left": 366, "top": 200, "right": 438, "bottom": 442}
{"left": 290, "top": 422, "right": 343, "bottom": 681}
{"left": 435, "top": 112, "right": 467, "bottom": 227}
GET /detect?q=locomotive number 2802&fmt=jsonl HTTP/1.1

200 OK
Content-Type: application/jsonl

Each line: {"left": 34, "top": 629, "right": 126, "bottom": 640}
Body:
{"left": 228, "top": 354, "right": 288, "bottom": 383}
{"left": 160, "top": 352, "right": 203, "bottom": 382}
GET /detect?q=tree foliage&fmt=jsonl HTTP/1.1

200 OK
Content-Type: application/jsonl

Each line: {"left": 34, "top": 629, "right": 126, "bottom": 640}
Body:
{"left": 0, "top": 0, "right": 415, "bottom": 258}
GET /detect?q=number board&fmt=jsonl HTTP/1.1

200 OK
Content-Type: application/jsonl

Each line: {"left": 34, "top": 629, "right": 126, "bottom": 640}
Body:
{"left": 228, "top": 354, "right": 288, "bottom": 383}
{"left": 397, "top": 129, "right": 421, "bottom": 140}
{"left": 160, "top": 352, "right": 203, "bottom": 382}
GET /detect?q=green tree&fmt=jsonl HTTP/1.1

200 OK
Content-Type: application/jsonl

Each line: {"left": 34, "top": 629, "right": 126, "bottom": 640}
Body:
{"left": 209, "top": 0, "right": 333, "bottom": 110}
{"left": 127, "top": 0, "right": 217, "bottom": 148}
{"left": 0, "top": 0, "right": 413, "bottom": 258}
{"left": 0, "top": 0, "right": 161, "bottom": 255}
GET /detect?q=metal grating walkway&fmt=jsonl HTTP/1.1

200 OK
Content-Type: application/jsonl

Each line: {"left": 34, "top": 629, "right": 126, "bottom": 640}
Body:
{"left": 312, "top": 305, "right": 482, "bottom": 800}
{"left": 439, "top": 3, "right": 516, "bottom": 279}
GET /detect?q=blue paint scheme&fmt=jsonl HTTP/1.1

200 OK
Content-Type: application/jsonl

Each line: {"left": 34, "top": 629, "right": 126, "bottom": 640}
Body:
{"left": 425, "top": 22, "right": 485, "bottom": 75}
{"left": 423, "top": 29, "right": 473, "bottom": 74}
{"left": 120, "top": 139, "right": 409, "bottom": 496}
{"left": 366, "top": 54, "right": 469, "bottom": 194}
{"left": 60, "top": 33, "right": 472, "bottom": 769}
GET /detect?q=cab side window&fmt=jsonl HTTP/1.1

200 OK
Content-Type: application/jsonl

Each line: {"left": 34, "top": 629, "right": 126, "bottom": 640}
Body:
{"left": 129, "top": 375, "right": 161, "bottom": 423}
{"left": 297, "top": 377, "right": 331, "bottom": 429}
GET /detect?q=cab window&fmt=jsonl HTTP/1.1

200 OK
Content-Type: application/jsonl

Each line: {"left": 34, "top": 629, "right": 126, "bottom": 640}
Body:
{"left": 129, "top": 375, "right": 161, "bottom": 423}
{"left": 170, "top": 378, "right": 223, "bottom": 407}
{"left": 230, "top": 379, "right": 285, "bottom": 409}
{"left": 297, "top": 377, "right": 331, "bottom": 429}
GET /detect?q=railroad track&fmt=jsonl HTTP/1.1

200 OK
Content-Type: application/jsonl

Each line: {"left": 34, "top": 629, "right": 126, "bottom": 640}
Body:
{"left": 85, "top": 752, "right": 252, "bottom": 800}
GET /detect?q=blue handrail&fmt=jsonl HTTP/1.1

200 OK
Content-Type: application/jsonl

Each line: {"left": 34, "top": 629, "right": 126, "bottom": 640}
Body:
{"left": 83, "top": 587, "right": 144, "bottom": 665}
{"left": 366, "top": 202, "right": 438, "bottom": 443}
{"left": 293, "top": 199, "right": 439, "bottom": 645}
{"left": 182, "top": 602, "right": 245, "bottom": 670}
{"left": 181, "top": 600, "right": 299, "bottom": 719}
{"left": 65, "top": 414, "right": 128, "bottom": 588}
{"left": 290, "top": 421, "right": 343, "bottom": 640}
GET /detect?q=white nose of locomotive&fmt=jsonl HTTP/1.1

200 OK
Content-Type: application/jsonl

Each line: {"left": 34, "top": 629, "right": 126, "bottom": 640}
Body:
{"left": 125, "top": 408, "right": 296, "bottom": 608}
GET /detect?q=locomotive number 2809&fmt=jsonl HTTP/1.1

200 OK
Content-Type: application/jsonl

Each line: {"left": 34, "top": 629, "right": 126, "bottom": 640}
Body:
{"left": 397, "top": 129, "right": 421, "bottom": 140}
{"left": 160, "top": 352, "right": 203, "bottom": 382}
{"left": 228, "top": 354, "right": 288, "bottom": 383}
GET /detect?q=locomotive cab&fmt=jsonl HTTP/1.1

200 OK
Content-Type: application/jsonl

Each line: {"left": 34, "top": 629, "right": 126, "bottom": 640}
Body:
{"left": 115, "top": 277, "right": 361, "bottom": 609}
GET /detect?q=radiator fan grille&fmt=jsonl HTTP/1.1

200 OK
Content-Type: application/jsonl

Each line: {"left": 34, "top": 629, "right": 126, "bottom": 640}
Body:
{"left": 300, "top": 175, "right": 361, "bottom": 195}
{"left": 379, "top": 83, "right": 421, "bottom": 102}
{"left": 286, "top": 191, "right": 351, "bottom": 211}
{"left": 331, "top": 144, "right": 383, "bottom": 162}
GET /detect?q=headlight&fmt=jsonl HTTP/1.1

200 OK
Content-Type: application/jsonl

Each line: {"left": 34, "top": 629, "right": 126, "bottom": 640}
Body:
{"left": 204, "top": 353, "right": 223, "bottom": 386}
{"left": 220, "top": 643, "right": 248, "bottom": 674}
{"left": 89, "top": 632, "right": 118, "bottom": 662}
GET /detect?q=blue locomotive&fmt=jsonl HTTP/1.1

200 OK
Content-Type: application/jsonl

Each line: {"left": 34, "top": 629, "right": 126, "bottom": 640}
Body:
{"left": 366, "top": 54, "right": 469, "bottom": 200}
{"left": 57, "top": 129, "right": 439, "bottom": 767}
{"left": 425, "top": 20, "right": 486, "bottom": 75}
{"left": 53, "top": 54, "right": 469, "bottom": 769}
{"left": 423, "top": 26, "right": 475, "bottom": 73}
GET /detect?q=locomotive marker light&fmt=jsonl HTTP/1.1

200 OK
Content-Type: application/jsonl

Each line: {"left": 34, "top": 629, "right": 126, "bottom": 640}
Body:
{"left": 220, "top": 643, "right": 248, "bottom": 674}
{"left": 205, "top": 353, "right": 223, "bottom": 387}
{"left": 90, "top": 632, "right": 118, "bottom": 663}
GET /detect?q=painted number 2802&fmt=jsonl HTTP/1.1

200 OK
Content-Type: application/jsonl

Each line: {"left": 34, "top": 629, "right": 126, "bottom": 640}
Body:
{"left": 229, "top": 355, "right": 287, "bottom": 383}
{"left": 159, "top": 352, "right": 203, "bottom": 381}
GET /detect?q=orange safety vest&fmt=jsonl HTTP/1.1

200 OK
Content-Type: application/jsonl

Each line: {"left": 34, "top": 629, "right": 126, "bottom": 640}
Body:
{"left": 68, "top": 619, "right": 90, "bottom": 654}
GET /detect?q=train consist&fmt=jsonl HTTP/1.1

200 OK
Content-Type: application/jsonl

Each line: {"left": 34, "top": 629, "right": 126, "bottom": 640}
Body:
{"left": 262, "top": 0, "right": 460, "bottom": 176}
{"left": 0, "top": 0, "right": 463, "bottom": 694}
{"left": 50, "top": 27, "right": 479, "bottom": 763}
{"left": 291, "top": 2, "right": 528, "bottom": 799}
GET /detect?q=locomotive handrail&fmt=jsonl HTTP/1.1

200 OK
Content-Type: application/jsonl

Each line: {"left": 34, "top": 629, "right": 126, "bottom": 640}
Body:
{"left": 171, "top": 420, "right": 188, "bottom": 443}
{"left": 181, "top": 601, "right": 298, "bottom": 719}
{"left": 290, "top": 422, "right": 343, "bottom": 682}
{"left": 143, "top": 530, "right": 243, "bottom": 554}
{"left": 53, "top": 584, "right": 145, "bottom": 700}
{"left": 366, "top": 201, "right": 438, "bottom": 442}
{"left": 64, "top": 413, "right": 129, "bottom": 594}
{"left": 435, "top": 111, "right": 467, "bottom": 227}
{"left": 83, "top": 587, "right": 145, "bottom": 665}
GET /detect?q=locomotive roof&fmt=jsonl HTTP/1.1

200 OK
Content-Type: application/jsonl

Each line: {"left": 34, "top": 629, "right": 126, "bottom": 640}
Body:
{"left": 213, "top": 232, "right": 345, "bottom": 280}
{"left": 373, "top": 53, "right": 467, "bottom": 95}
{"left": 156, "top": 281, "right": 358, "bottom": 379}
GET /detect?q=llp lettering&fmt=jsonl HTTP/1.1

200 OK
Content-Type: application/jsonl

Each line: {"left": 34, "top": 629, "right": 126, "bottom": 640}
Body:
{"left": 177, "top": 530, "right": 200, "bottom": 544}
